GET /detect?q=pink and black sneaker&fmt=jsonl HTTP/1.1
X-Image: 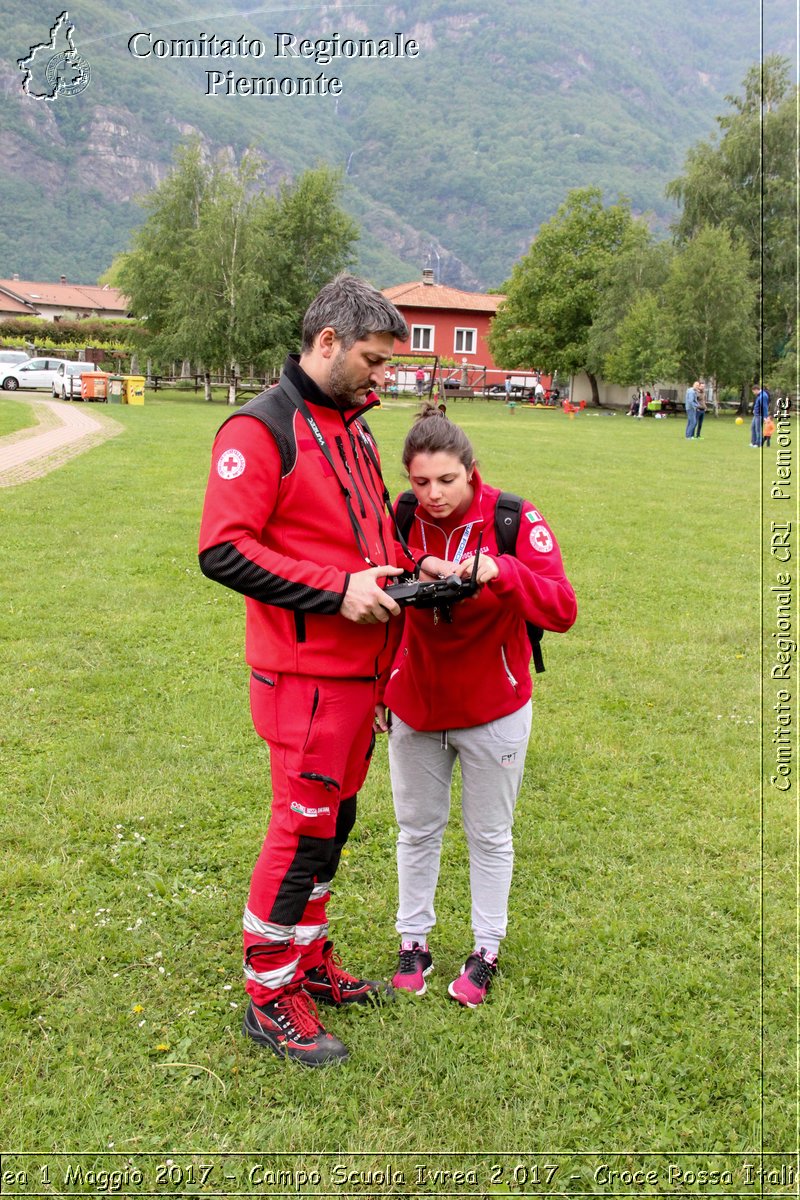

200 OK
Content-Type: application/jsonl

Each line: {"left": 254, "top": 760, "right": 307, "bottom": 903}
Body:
{"left": 447, "top": 948, "right": 498, "bottom": 1007}
{"left": 392, "top": 940, "right": 434, "bottom": 995}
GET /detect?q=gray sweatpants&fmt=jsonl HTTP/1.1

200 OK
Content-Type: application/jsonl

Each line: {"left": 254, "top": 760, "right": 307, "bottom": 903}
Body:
{"left": 388, "top": 702, "right": 532, "bottom": 956}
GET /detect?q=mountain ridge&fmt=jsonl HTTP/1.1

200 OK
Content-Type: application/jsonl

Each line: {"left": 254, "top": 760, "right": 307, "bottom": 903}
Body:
{"left": 1, "top": 0, "right": 793, "bottom": 288}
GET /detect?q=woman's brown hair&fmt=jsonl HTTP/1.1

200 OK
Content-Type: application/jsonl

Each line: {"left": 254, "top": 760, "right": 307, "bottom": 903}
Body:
{"left": 402, "top": 403, "right": 475, "bottom": 472}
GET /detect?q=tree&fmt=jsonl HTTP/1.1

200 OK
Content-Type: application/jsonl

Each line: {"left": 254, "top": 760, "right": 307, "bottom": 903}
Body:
{"left": 768, "top": 322, "right": 798, "bottom": 400}
{"left": 489, "top": 188, "right": 637, "bottom": 405}
{"left": 267, "top": 167, "right": 361, "bottom": 350}
{"left": 118, "top": 145, "right": 359, "bottom": 402}
{"left": 586, "top": 224, "right": 674, "bottom": 382}
{"left": 116, "top": 139, "right": 211, "bottom": 360}
{"left": 603, "top": 292, "right": 678, "bottom": 391}
{"left": 168, "top": 151, "right": 279, "bottom": 404}
{"left": 667, "top": 56, "right": 798, "bottom": 370}
{"left": 662, "top": 224, "right": 757, "bottom": 390}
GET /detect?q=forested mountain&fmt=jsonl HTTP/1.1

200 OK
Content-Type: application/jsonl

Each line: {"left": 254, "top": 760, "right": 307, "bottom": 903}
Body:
{"left": 1, "top": 0, "right": 793, "bottom": 289}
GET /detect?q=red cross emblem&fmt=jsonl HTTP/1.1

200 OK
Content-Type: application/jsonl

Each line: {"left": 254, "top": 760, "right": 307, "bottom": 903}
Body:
{"left": 530, "top": 525, "right": 553, "bottom": 553}
{"left": 217, "top": 448, "right": 246, "bottom": 480}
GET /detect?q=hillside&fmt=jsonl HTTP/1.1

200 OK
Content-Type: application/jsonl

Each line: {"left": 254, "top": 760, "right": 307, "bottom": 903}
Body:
{"left": 1, "top": 0, "right": 793, "bottom": 289}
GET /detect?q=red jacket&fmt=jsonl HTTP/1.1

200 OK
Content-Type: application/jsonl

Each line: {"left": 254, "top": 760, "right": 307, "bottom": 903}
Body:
{"left": 384, "top": 472, "right": 577, "bottom": 730}
{"left": 198, "top": 357, "right": 405, "bottom": 680}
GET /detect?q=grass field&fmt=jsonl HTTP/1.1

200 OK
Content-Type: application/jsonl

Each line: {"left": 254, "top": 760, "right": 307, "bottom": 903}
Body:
{"left": 0, "top": 392, "right": 792, "bottom": 1192}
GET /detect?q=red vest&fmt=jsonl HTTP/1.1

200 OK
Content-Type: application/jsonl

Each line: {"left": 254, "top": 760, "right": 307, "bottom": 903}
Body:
{"left": 199, "top": 375, "right": 403, "bottom": 679}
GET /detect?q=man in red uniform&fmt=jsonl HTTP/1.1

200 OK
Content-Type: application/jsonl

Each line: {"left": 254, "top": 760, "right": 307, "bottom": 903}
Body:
{"left": 199, "top": 274, "right": 409, "bottom": 1067}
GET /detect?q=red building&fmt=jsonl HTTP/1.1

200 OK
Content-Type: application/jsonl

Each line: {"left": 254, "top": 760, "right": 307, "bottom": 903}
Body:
{"left": 382, "top": 269, "right": 509, "bottom": 383}
{"left": 382, "top": 269, "right": 548, "bottom": 394}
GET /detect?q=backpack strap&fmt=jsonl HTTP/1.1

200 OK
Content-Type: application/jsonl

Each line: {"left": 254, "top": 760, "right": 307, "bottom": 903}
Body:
{"left": 493, "top": 491, "right": 545, "bottom": 674}
{"left": 494, "top": 492, "right": 523, "bottom": 555}
{"left": 395, "top": 490, "right": 418, "bottom": 541}
{"left": 216, "top": 385, "right": 298, "bottom": 476}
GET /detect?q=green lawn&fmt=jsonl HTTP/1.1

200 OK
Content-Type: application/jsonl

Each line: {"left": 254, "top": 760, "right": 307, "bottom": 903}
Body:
{"left": 0, "top": 393, "right": 790, "bottom": 1191}
{"left": 0, "top": 392, "right": 38, "bottom": 439}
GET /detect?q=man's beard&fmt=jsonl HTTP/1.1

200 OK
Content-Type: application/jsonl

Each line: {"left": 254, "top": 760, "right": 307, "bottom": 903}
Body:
{"left": 328, "top": 348, "right": 361, "bottom": 408}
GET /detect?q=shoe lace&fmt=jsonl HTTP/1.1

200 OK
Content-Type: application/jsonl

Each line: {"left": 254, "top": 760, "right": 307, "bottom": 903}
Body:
{"left": 397, "top": 945, "right": 423, "bottom": 973}
{"left": 466, "top": 952, "right": 495, "bottom": 988}
{"left": 320, "top": 943, "right": 358, "bottom": 1003}
{"left": 275, "top": 985, "right": 322, "bottom": 1038}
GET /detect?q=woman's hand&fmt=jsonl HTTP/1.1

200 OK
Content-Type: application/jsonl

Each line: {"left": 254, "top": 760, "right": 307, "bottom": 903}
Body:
{"left": 457, "top": 554, "right": 499, "bottom": 585}
{"left": 417, "top": 555, "right": 458, "bottom": 579}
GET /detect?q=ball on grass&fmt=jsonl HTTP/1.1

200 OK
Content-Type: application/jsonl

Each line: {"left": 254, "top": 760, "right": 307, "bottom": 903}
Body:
{"left": 735, "top": 417, "right": 744, "bottom": 425}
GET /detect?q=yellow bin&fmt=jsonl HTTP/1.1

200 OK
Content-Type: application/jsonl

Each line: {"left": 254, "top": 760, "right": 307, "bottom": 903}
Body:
{"left": 123, "top": 375, "right": 145, "bottom": 405}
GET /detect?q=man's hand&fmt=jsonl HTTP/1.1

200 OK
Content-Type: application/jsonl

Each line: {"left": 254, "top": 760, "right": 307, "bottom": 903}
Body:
{"left": 340, "top": 565, "right": 404, "bottom": 623}
{"left": 374, "top": 702, "right": 390, "bottom": 732}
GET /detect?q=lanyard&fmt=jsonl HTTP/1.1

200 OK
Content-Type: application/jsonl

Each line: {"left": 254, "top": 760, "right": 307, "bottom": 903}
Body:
{"left": 421, "top": 521, "right": 475, "bottom": 564}
{"left": 279, "top": 373, "right": 375, "bottom": 566}
{"left": 279, "top": 373, "right": 420, "bottom": 572}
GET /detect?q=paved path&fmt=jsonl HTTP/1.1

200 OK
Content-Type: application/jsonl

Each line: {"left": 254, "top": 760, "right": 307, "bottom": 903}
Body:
{"left": 0, "top": 396, "right": 123, "bottom": 487}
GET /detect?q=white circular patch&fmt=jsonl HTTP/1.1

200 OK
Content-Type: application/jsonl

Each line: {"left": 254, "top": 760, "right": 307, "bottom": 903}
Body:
{"left": 217, "top": 448, "right": 246, "bottom": 480}
{"left": 530, "top": 525, "right": 553, "bottom": 553}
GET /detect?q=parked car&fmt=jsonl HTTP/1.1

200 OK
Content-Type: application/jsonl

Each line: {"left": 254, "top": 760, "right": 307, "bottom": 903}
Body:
{"left": 51, "top": 360, "right": 99, "bottom": 400}
{"left": 1, "top": 357, "right": 93, "bottom": 392}
{"left": 0, "top": 350, "right": 31, "bottom": 372}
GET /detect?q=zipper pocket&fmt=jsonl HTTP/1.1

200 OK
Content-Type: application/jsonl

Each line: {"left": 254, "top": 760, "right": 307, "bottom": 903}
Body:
{"left": 251, "top": 671, "right": 275, "bottom": 686}
{"left": 303, "top": 687, "right": 320, "bottom": 749}
{"left": 501, "top": 646, "right": 518, "bottom": 688}
{"left": 299, "top": 771, "right": 340, "bottom": 791}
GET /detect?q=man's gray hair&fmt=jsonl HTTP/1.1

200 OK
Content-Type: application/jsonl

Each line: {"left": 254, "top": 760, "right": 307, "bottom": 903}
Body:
{"left": 302, "top": 273, "right": 408, "bottom": 350}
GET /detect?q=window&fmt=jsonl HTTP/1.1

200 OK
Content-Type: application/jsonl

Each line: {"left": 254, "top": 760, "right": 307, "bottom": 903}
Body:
{"left": 411, "top": 325, "right": 434, "bottom": 352}
{"left": 454, "top": 328, "right": 476, "bottom": 354}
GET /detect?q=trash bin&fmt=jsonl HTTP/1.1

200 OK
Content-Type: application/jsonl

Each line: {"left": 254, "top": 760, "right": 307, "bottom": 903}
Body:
{"left": 81, "top": 372, "right": 109, "bottom": 401}
{"left": 107, "top": 375, "right": 124, "bottom": 404}
{"left": 123, "top": 375, "right": 145, "bottom": 405}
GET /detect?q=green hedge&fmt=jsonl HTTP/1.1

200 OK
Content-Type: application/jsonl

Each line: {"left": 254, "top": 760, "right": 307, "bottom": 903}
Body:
{"left": 0, "top": 316, "right": 145, "bottom": 348}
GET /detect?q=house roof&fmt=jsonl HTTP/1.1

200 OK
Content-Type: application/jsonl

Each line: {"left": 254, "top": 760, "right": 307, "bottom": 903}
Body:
{"left": 383, "top": 281, "right": 505, "bottom": 314}
{"left": 0, "top": 289, "right": 37, "bottom": 315}
{"left": 0, "top": 279, "right": 129, "bottom": 314}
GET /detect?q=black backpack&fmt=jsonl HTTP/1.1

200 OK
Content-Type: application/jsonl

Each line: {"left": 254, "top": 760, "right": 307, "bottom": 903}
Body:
{"left": 394, "top": 490, "right": 546, "bottom": 673}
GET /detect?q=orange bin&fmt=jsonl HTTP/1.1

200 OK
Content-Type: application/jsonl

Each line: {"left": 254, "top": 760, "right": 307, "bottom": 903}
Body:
{"left": 81, "top": 372, "right": 109, "bottom": 401}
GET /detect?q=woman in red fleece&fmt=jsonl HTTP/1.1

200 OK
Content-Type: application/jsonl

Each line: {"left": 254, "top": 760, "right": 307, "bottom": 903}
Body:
{"left": 377, "top": 406, "right": 577, "bottom": 1006}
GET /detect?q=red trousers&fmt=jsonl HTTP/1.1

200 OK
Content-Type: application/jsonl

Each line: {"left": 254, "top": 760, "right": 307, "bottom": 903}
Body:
{"left": 243, "top": 670, "right": 378, "bottom": 1003}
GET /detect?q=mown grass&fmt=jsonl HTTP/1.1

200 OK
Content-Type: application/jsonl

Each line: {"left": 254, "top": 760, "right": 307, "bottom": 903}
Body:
{"left": 0, "top": 392, "right": 789, "bottom": 1184}
{"left": 0, "top": 392, "right": 38, "bottom": 438}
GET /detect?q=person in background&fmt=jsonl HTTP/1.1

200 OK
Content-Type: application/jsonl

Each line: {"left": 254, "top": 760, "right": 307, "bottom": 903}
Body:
{"left": 694, "top": 382, "right": 707, "bottom": 438}
{"left": 763, "top": 414, "right": 775, "bottom": 447}
{"left": 684, "top": 381, "right": 700, "bottom": 439}
{"left": 751, "top": 383, "right": 770, "bottom": 448}
{"left": 377, "top": 406, "right": 577, "bottom": 1007}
